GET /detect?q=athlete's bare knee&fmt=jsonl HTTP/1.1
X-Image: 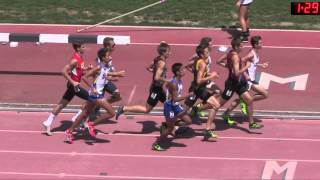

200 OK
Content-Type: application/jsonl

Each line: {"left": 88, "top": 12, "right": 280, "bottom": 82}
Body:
{"left": 231, "top": 99, "right": 240, "bottom": 107}
{"left": 182, "top": 115, "right": 192, "bottom": 125}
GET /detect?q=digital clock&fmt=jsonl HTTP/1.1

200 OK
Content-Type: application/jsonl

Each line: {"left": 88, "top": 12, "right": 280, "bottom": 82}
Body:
{"left": 291, "top": 2, "right": 320, "bottom": 15}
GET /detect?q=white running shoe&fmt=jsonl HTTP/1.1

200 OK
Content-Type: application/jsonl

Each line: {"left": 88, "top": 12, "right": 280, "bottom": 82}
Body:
{"left": 42, "top": 122, "right": 53, "bottom": 136}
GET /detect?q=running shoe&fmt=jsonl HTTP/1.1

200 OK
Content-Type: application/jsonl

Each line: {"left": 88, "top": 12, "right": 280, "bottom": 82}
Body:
{"left": 222, "top": 113, "right": 236, "bottom": 126}
{"left": 203, "top": 129, "right": 218, "bottom": 140}
{"left": 240, "top": 32, "right": 249, "bottom": 43}
{"left": 115, "top": 105, "right": 124, "bottom": 120}
{"left": 196, "top": 104, "right": 206, "bottom": 117}
{"left": 65, "top": 129, "right": 73, "bottom": 144}
{"left": 240, "top": 99, "right": 248, "bottom": 115}
{"left": 152, "top": 143, "right": 165, "bottom": 151}
{"left": 42, "top": 122, "right": 52, "bottom": 136}
{"left": 249, "top": 122, "right": 264, "bottom": 129}
{"left": 86, "top": 121, "right": 96, "bottom": 137}
{"left": 198, "top": 111, "right": 206, "bottom": 117}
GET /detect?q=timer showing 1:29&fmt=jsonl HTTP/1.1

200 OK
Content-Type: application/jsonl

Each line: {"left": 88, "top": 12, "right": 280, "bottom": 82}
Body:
{"left": 291, "top": 2, "right": 320, "bottom": 15}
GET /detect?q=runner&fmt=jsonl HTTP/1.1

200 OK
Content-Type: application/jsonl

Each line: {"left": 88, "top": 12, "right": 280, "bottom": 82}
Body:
{"left": 65, "top": 47, "right": 125, "bottom": 143}
{"left": 189, "top": 44, "right": 221, "bottom": 139}
{"left": 195, "top": 38, "right": 263, "bottom": 140}
{"left": 115, "top": 42, "right": 171, "bottom": 119}
{"left": 222, "top": 36, "right": 268, "bottom": 123}
{"left": 185, "top": 37, "right": 222, "bottom": 118}
{"left": 152, "top": 63, "right": 192, "bottom": 151}
{"left": 70, "top": 37, "right": 119, "bottom": 122}
{"left": 42, "top": 42, "right": 91, "bottom": 136}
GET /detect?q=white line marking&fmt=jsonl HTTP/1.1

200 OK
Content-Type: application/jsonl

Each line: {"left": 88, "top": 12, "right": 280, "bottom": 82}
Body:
{"left": 0, "top": 171, "right": 210, "bottom": 180}
{"left": 1, "top": 104, "right": 320, "bottom": 115}
{"left": 0, "top": 129, "right": 319, "bottom": 142}
{"left": 127, "top": 85, "right": 137, "bottom": 104}
{"left": 2, "top": 23, "right": 320, "bottom": 33}
{"left": 130, "top": 42, "right": 320, "bottom": 50}
{"left": 0, "top": 149, "right": 319, "bottom": 163}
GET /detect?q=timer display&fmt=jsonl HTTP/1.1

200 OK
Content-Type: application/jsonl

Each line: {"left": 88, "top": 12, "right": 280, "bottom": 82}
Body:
{"left": 291, "top": 2, "right": 320, "bottom": 15}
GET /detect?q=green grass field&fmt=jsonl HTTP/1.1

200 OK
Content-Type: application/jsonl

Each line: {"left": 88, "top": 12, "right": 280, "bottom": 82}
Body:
{"left": 0, "top": 0, "right": 319, "bottom": 30}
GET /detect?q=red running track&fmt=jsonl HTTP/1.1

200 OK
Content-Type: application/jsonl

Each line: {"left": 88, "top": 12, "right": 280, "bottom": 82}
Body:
{"left": 0, "top": 111, "right": 319, "bottom": 179}
{"left": 0, "top": 24, "right": 320, "bottom": 112}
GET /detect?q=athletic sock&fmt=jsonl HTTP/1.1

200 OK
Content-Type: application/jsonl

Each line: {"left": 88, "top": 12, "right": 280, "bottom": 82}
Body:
{"left": 43, "top": 113, "right": 56, "bottom": 127}
{"left": 71, "top": 110, "right": 82, "bottom": 122}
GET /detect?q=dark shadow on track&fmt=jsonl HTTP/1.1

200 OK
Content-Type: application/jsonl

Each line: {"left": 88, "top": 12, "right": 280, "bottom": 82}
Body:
{"left": 64, "top": 129, "right": 110, "bottom": 145}
{"left": 112, "top": 120, "right": 160, "bottom": 134}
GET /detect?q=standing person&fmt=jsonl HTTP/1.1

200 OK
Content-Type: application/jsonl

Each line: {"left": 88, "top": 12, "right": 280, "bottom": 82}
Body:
{"left": 70, "top": 37, "right": 119, "bottom": 122}
{"left": 222, "top": 36, "right": 268, "bottom": 122}
{"left": 152, "top": 63, "right": 192, "bottom": 151}
{"left": 42, "top": 42, "right": 90, "bottom": 136}
{"left": 65, "top": 47, "right": 125, "bottom": 143}
{"left": 236, "top": 0, "right": 254, "bottom": 42}
{"left": 115, "top": 42, "right": 171, "bottom": 119}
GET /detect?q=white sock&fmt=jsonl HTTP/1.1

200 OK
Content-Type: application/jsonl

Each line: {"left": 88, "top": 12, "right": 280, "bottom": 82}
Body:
{"left": 71, "top": 110, "right": 82, "bottom": 122}
{"left": 43, "top": 113, "right": 56, "bottom": 127}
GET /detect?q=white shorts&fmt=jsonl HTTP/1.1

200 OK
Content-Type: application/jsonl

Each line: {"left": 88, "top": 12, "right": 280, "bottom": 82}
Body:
{"left": 240, "top": 0, "right": 253, "bottom": 5}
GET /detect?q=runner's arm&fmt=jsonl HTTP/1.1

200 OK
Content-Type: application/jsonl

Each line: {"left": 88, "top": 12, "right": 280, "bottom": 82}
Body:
{"left": 82, "top": 66, "right": 100, "bottom": 87}
{"left": 154, "top": 61, "right": 170, "bottom": 83}
{"left": 62, "top": 59, "right": 78, "bottom": 86}
{"left": 216, "top": 54, "right": 227, "bottom": 67}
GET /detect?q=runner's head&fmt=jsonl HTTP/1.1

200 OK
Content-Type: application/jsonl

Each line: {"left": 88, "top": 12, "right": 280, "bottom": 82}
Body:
{"left": 72, "top": 41, "right": 85, "bottom": 54}
{"left": 172, "top": 62, "right": 184, "bottom": 77}
{"left": 231, "top": 38, "right": 243, "bottom": 52}
{"left": 98, "top": 47, "right": 113, "bottom": 64}
{"left": 196, "top": 43, "right": 210, "bottom": 60}
{"left": 250, "top": 36, "right": 262, "bottom": 50}
{"left": 103, "top": 37, "right": 116, "bottom": 51}
{"left": 199, "top": 37, "right": 213, "bottom": 46}
{"left": 158, "top": 41, "right": 171, "bottom": 59}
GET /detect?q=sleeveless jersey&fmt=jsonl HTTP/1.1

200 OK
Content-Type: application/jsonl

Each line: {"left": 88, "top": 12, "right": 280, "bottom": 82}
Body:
{"left": 70, "top": 53, "right": 84, "bottom": 83}
{"left": 152, "top": 56, "right": 167, "bottom": 87}
{"left": 166, "top": 77, "right": 183, "bottom": 105}
{"left": 193, "top": 58, "right": 209, "bottom": 87}
{"left": 89, "top": 64, "right": 110, "bottom": 97}
{"left": 247, "top": 49, "right": 259, "bottom": 81}
{"left": 226, "top": 50, "right": 242, "bottom": 81}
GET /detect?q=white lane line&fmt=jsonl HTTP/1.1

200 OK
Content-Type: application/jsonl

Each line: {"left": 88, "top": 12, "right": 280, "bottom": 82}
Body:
{"left": 130, "top": 42, "right": 320, "bottom": 50}
{"left": 0, "top": 129, "right": 319, "bottom": 142}
{"left": 0, "top": 171, "right": 210, "bottom": 180}
{"left": 127, "top": 85, "right": 137, "bottom": 104}
{"left": 0, "top": 149, "right": 319, "bottom": 163}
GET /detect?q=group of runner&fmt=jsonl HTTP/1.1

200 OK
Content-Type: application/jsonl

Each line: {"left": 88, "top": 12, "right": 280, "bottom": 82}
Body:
{"left": 42, "top": 34, "right": 269, "bottom": 151}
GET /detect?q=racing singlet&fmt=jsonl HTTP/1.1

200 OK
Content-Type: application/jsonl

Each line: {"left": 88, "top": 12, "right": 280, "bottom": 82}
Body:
{"left": 226, "top": 50, "right": 242, "bottom": 82}
{"left": 193, "top": 58, "right": 209, "bottom": 88}
{"left": 70, "top": 53, "right": 84, "bottom": 83}
{"left": 166, "top": 77, "right": 183, "bottom": 105}
{"left": 247, "top": 49, "right": 259, "bottom": 81}
{"left": 152, "top": 56, "right": 167, "bottom": 87}
{"left": 89, "top": 64, "right": 110, "bottom": 97}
